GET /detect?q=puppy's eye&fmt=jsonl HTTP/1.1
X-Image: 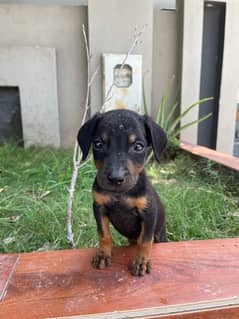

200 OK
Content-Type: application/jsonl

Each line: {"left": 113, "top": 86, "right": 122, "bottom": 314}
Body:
{"left": 93, "top": 139, "right": 103, "bottom": 150}
{"left": 133, "top": 142, "right": 145, "bottom": 152}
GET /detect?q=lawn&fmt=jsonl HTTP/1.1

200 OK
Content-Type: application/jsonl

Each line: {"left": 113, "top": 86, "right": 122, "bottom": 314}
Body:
{"left": 0, "top": 143, "right": 238, "bottom": 253}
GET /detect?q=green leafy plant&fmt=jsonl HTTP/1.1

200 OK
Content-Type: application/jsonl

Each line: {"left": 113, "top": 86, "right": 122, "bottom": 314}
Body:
{"left": 143, "top": 78, "right": 213, "bottom": 161}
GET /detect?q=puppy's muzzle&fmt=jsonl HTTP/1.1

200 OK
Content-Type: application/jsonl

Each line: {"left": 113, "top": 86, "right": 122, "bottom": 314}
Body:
{"left": 107, "top": 169, "right": 126, "bottom": 186}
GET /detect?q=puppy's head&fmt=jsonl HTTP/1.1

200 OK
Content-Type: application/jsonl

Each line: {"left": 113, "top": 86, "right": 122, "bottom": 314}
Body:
{"left": 77, "top": 109, "right": 167, "bottom": 193}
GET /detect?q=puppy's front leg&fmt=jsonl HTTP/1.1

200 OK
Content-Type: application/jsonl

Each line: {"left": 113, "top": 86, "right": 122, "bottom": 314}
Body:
{"left": 129, "top": 218, "right": 154, "bottom": 276}
{"left": 92, "top": 202, "right": 112, "bottom": 269}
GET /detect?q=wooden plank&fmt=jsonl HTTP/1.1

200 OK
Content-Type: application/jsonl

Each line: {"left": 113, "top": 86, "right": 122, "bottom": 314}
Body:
{"left": 51, "top": 305, "right": 239, "bottom": 319}
{"left": 159, "top": 306, "right": 239, "bottom": 319}
{"left": 49, "top": 299, "right": 239, "bottom": 318}
{"left": 0, "top": 254, "right": 19, "bottom": 301}
{"left": 180, "top": 141, "right": 239, "bottom": 171}
{"left": 0, "top": 239, "right": 239, "bottom": 319}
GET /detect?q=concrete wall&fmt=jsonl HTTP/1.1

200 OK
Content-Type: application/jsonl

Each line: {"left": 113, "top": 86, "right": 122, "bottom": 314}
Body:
{"left": 0, "top": 46, "right": 60, "bottom": 147}
{"left": 178, "top": 0, "right": 204, "bottom": 144}
{"left": 88, "top": 0, "right": 153, "bottom": 114}
{"left": 0, "top": 0, "right": 175, "bottom": 10}
{"left": 0, "top": 3, "right": 179, "bottom": 148}
{"left": 216, "top": 0, "right": 239, "bottom": 154}
{"left": 152, "top": 9, "right": 179, "bottom": 119}
{"left": 178, "top": 0, "right": 239, "bottom": 155}
{"left": 0, "top": 4, "right": 87, "bottom": 148}
{"left": 0, "top": 1, "right": 180, "bottom": 149}
{"left": 1, "top": 1, "right": 237, "bottom": 155}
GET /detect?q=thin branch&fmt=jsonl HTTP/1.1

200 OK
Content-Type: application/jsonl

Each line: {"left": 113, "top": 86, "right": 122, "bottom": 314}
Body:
{"left": 89, "top": 65, "right": 100, "bottom": 87}
{"left": 66, "top": 24, "right": 99, "bottom": 247}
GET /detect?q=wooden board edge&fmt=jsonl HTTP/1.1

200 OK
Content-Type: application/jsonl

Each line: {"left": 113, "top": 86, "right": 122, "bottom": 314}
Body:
{"left": 180, "top": 141, "right": 239, "bottom": 171}
{"left": 0, "top": 255, "right": 20, "bottom": 302}
{"left": 48, "top": 297, "right": 239, "bottom": 319}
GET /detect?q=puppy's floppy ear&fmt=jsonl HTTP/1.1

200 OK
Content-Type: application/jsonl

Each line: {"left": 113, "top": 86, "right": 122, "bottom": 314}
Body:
{"left": 77, "top": 113, "right": 101, "bottom": 161}
{"left": 143, "top": 114, "right": 167, "bottom": 163}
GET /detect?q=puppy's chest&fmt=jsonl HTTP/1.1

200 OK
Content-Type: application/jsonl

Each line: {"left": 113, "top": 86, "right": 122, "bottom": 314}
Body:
{"left": 93, "top": 190, "right": 148, "bottom": 239}
{"left": 106, "top": 196, "right": 140, "bottom": 214}
{"left": 105, "top": 196, "right": 143, "bottom": 239}
{"left": 93, "top": 190, "right": 148, "bottom": 212}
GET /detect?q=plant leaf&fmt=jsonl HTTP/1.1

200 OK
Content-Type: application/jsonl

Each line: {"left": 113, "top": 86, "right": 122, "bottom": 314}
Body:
{"left": 156, "top": 77, "right": 175, "bottom": 127}
{"left": 172, "top": 112, "right": 212, "bottom": 138}
{"left": 142, "top": 77, "right": 148, "bottom": 115}
{"left": 168, "top": 97, "right": 214, "bottom": 135}
{"left": 164, "top": 101, "right": 178, "bottom": 131}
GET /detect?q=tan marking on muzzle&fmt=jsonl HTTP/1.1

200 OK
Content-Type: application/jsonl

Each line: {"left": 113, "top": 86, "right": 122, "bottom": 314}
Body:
{"left": 127, "top": 160, "right": 144, "bottom": 176}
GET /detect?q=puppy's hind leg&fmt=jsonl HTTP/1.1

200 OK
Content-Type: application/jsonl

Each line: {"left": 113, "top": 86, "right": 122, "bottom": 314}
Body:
{"left": 154, "top": 223, "right": 168, "bottom": 243}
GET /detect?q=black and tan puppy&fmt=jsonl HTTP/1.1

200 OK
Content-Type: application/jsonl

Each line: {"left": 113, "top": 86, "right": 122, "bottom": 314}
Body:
{"left": 77, "top": 109, "right": 167, "bottom": 276}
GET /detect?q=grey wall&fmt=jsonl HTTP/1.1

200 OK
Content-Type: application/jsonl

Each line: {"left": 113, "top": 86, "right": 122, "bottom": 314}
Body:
{"left": 0, "top": 46, "right": 60, "bottom": 147}
{"left": 216, "top": 0, "right": 239, "bottom": 154}
{"left": 0, "top": 0, "right": 175, "bottom": 9}
{"left": 88, "top": 0, "right": 153, "bottom": 114}
{"left": 152, "top": 9, "right": 179, "bottom": 119}
{"left": 179, "top": 0, "right": 204, "bottom": 145}
{"left": 154, "top": 0, "right": 176, "bottom": 9}
{"left": 0, "top": 1, "right": 87, "bottom": 6}
{"left": 178, "top": 0, "right": 239, "bottom": 155}
{"left": 0, "top": 4, "right": 87, "bottom": 148}
{"left": 0, "top": 2, "right": 179, "bottom": 148}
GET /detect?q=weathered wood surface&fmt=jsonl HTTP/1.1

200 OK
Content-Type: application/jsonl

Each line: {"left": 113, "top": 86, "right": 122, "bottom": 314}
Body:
{"left": 0, "top": 255, "right": 19, "bottom": 301}
{"left": 0, "top": 238, "right": 239, "bottom": 319}
{"left": 180, "top": 141, "right": 239, "bottom": 171}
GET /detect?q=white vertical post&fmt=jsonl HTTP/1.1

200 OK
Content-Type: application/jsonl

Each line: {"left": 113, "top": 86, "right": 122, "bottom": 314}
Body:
{"left": 179, "top": 0, "right": 204, "bottom": 144}
{"left": 216, "top": 0, "right": 239, "bottom": 155}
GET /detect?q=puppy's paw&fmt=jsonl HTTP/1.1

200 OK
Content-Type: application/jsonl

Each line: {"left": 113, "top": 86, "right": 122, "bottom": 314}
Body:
{"left": 129, "top": 256, "right": 151, "bottom": 276}
{"left": 92, "top": 251, "right": 111, "bottom": 269}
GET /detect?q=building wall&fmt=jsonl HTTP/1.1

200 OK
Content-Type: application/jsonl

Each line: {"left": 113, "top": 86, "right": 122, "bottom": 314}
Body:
{"left": 216, "top": 0, "right": 239, "bottom": 154}
{"left": 0, "top": 3, "right": 179, "bottom": 148}
{"left": 88, "top": 0, "right": 153, "bottom": 115}
{"left": 0, "top": 46, "right": 60, "bottom": 147}
{"left": 178, "top": 0, "right": 204, "bottom": 145}
{"left": 1, "top": 1, "right": 236, "bottom": 155}
{"left": 178, "top": 0, "right": 239, "bottom": 155}
{"left": 0, "top": 4, "right": 87, "bottom": 148}
{"left": 152, "top": 9, "right": 179, "bottom": 119}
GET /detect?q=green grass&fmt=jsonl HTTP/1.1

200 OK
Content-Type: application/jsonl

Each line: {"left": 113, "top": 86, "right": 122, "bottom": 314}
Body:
{"left": 0, "top": 143, "right": 238, "bottom": 253}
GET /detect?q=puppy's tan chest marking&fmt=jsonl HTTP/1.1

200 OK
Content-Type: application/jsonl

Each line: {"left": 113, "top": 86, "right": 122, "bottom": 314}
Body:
{"left": 93, "top": 190, "right": 147, "bottom": 211}
{"left": 93, "top": 191, "right": 111, "bottom": 206}
{"left": 125, "top": 196, "right": 148, "bottom": 210}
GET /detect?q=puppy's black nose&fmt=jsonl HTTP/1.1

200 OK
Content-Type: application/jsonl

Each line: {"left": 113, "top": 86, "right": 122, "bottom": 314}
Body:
{"left": 107, "top": 173, "right": 125, "bottom": 185}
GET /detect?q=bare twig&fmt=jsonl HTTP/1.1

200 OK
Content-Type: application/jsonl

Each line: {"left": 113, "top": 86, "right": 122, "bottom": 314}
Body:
{"left": 66, "top": 24, "right": 146, "bottom": 248}
{"left": 66, "top": 24, "right": 99, "bottom": 247}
